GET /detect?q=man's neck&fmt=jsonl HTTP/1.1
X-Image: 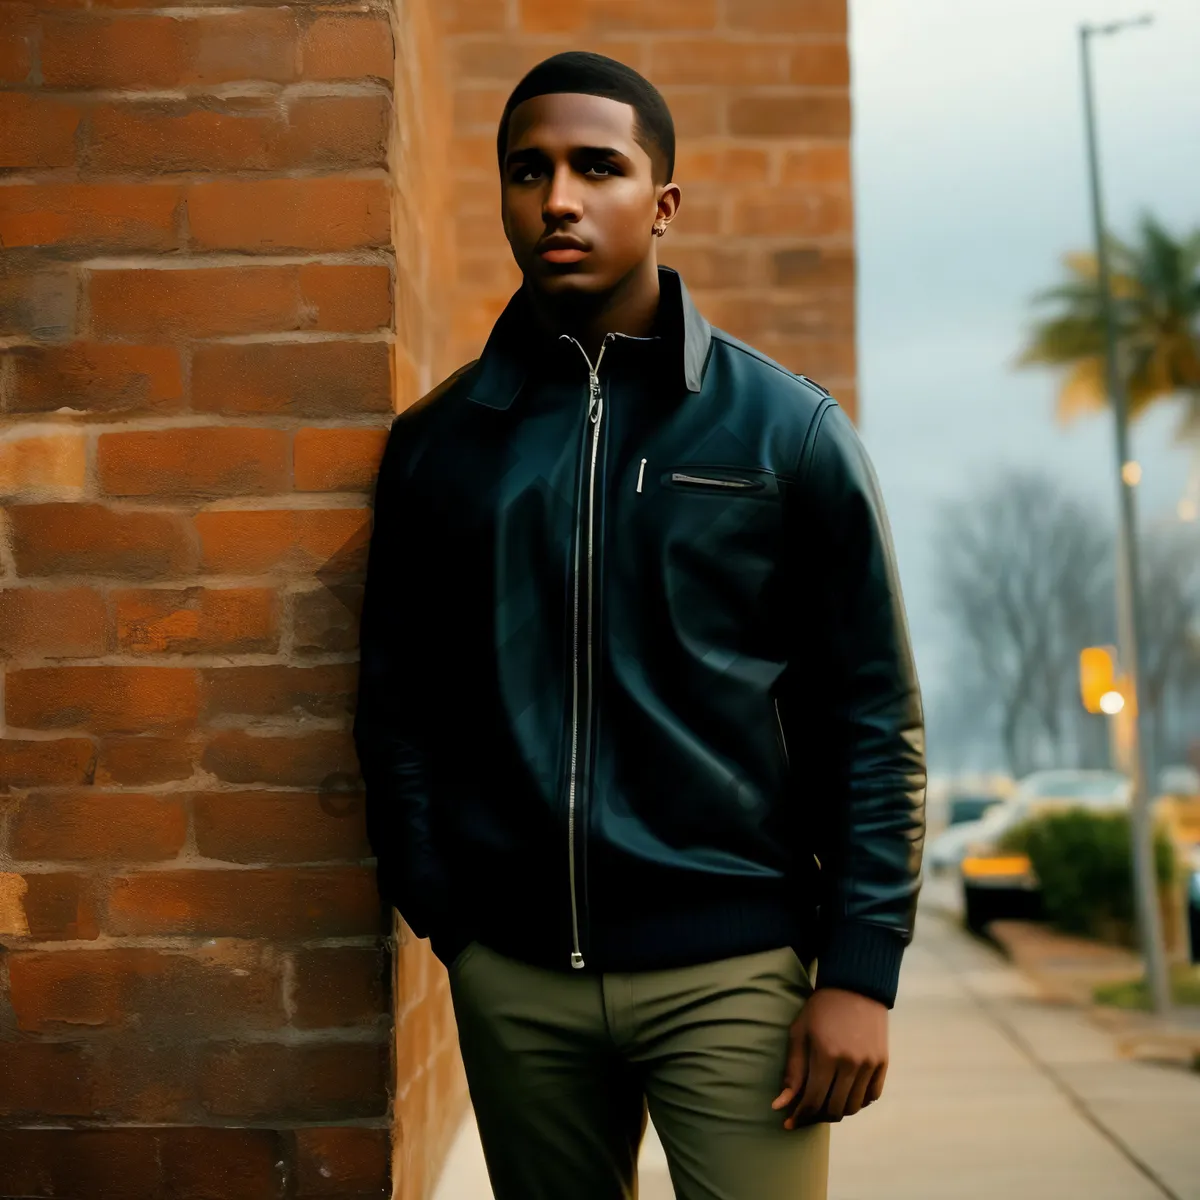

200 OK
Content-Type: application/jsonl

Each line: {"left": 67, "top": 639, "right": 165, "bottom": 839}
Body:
{"left": 526, "top": 259, "right": 661, "bottom": 362}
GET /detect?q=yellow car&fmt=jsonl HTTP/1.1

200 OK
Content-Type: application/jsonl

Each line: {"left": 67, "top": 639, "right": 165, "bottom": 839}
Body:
{"left": 959, "top": 769, "right": 1130, "bottom": 933}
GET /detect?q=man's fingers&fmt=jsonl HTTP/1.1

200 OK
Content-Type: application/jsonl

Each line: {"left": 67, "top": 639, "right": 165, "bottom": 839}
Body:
{"left": 772, "top": 1022, "right": 809, "bottom": 1111}
{"left": 785, "top": 1048, "right": 834, "bottom": 1129}
{"left": 822, "top": 1061, "right": 858, "bottom": 1121}
{"left": 865, "top": 1061, "right": 888, "bottom": 1105}
{"left": 842, "top": 1063, "right": 876, "bottom": 1118}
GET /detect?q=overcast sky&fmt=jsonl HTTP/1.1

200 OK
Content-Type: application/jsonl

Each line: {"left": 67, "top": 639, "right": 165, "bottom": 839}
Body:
{"left": 849, "top": 0, "right": 1200, "bottom": 761}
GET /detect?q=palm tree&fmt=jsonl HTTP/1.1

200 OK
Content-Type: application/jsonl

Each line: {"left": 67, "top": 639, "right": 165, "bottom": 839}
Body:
{"left": 1018, "top": 215, "right": 1200, "bottom": 432}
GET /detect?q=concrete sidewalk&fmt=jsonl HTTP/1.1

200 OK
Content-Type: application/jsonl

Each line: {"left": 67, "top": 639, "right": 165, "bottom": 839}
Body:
{"left": 433, "top": 910, "right": 1200, "bottom": 1199}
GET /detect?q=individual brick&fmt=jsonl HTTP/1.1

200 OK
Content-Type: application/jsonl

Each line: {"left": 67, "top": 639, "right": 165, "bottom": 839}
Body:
{"left": 648, "top": 39, "right": 791, "bottom": 85}
{"left": 98, "top": 427, "right": 290, "bottom": 499}
{"left": 772, "top": 245, "right": 855, "bottom": 289}
{"left": 0, "top": 1042, "right": 95, "bottom": 1118}
{"left": 3, "top": 872, "right": 100, "bottom": 940}
{"left": 191, "top": 341, "right": 391, "bottom": 417}
{"left": 0, "top": 183, "right": 181, "bottom": 253}
{"left": 0, "top": 93, "right": 81, "bottom": 169}
{"left": 659, "top": 246, "right": 750, "bottom": 290}
{"left": 88, "top": 266, "right": 298, "bottom": 339}
{"left": 285, "top": 93, "right": 391, "bottom": 169}
{"left": 731, "top": 190, "right": 852, "bottom": 237}
{"left": 296, "top": 264, "right": 393, "bottom": 333}
{"left": 84, "top": 98, "right": 287, "bottom": 174}
{"left": 0, "top": 4, "right": 35, "bottom": 84}
{"left": 0, "top": 586, "right": 107, "bottom": 658}
{"left": 727, "top": 93, "right": 851, "bottom": 139}
{"left": 6, "top": 503, "right": 196, "bottom": 579}
{"left": 0, "top": 1129, "right": 160, "bottom": 1200}
{"left": 186, "top": 177, "right": 390, "bottom": 253}
{"left": 780, "top": 144, "right": 853, "bottom": 185}
{"left": 95, "top": 735, "right": 196, "bottom": 786}
{"left": 115, "top": 587, "right": 279, "bottom": 656}
{"left": 293, "top": 427, "right": 389, "bottom": 492}
{"left": 186, "top": 8, "right": 298, "bottom": 86}
{"left": 159, "top": 1128, "right": 287, "bottom": 1200}
{"left": 0, "top": 432, "right": 88, "bottom": 498}
{"left": 0, "top": 738, "right": 97, "bottom": 791}
{"left": 300, "top": 13, "right": 393, "bottom": 82}
{"left": 289, "top": 947, "right": 387, "bottom": 1029}
{"left": 104, "top": 866, "right": 384, "bottom": 938}
{"left": 2, "top": 343, "right": 184, "bottom": 417}
{"left": 672, "top": 146, "right": 770, "bottom": 184}
{"left": 8, "top": 792, "right": 188, "bottom": 862}
{"left": 88, "top": 265, "right": 391, "bottom": 338}
{"left": 201, "top": 730, "right": 360, "bottom": 787}
{"left": 6, "top": 666, "right": 201, "bottom": 735}
{"left": 725, "top": 0, "right": 847, "bottom": 33}
{"left": 7, "top": 944, "right": 285, "bottom": 1034}
{"left": 41, "top": 12, "right": 191, "bottom": 88}
{"left": 293, "top": 584, "right": 364, "bottom": 654}
{"left": 193, "top": 789, "right": 370, "bottom": 864}
{"left": 0, "top": 268, "right": 76, "bottom": 340}
{"left": 294, "top": 1126, "right": 390, "bottom": 1197}
{"left": 200, "top": 664, "right": 357, "bottom": 721}
{"left": 198, "top": 1041, "right": 388, "bottom": 1120}
{"left": 194, "top": 508, "right": 370, "bottom": 576}
{"left": 790, "top": 41, "right": 851, "bottom": 86}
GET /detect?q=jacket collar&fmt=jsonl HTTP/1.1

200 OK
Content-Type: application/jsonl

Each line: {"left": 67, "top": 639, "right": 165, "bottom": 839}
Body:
{"left": 466, "top": 267, "right": 712, "bottom": 410}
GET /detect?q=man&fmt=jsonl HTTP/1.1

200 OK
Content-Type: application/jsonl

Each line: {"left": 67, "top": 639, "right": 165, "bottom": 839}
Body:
{"left": 355, "top": 51, "right": 925, "bottom": 1200}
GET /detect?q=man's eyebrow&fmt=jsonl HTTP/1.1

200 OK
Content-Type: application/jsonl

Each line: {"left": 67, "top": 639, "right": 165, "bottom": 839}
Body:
{"left": 505, "top": 144, "right": 631, "bottom": 165}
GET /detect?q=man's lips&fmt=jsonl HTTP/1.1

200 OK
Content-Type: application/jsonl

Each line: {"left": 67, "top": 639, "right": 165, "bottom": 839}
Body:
{"left": 537, "top": 236, "right": 590, "bottom": 264}
{"left": 540, "top": 247, "right": 588, "bottom": 263}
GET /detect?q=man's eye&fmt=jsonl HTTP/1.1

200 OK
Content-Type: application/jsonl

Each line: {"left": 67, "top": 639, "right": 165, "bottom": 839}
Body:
{"left": 512, "top": 168, "right": 543, "bottom": 183}
{"left": 586, "top": 163, "right": 618, "bottom": 178}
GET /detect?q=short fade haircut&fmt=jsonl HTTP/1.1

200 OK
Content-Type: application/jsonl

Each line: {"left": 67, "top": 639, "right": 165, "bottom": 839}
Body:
{"left": 496, "top": 51, "right": 676, "bottom": 184}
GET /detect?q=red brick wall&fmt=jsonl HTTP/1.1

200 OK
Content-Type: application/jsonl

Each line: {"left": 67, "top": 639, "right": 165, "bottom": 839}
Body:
{"left": 443, "top": 0, "right": 857, "bottom": 416}
{"left": 1, "top": 0, "right": 852, "bottom": 1194}
{"left": 0, "top": 0, "right": 464, "bottom": 1194}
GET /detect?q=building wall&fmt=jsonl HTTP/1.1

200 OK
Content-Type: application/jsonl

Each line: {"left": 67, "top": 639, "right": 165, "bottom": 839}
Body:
{"left": 0, "top": 0, "right": 464, "bottom": 1194}
{"left": 443, "top": 0, "right": 857, "bottom": 417}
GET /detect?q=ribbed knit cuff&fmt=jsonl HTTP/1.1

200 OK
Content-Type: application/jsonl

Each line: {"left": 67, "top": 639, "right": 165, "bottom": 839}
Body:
{"left": 815, "top": 921, "right": 907, "bottom": 1008}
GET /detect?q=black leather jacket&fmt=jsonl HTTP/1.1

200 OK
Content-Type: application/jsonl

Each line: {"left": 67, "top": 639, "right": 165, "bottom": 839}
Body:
{"left": 355, "top": 269, "right": 925, "bottom": 1006}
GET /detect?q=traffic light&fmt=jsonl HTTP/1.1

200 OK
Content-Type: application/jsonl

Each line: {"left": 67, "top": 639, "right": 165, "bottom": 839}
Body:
{"left": 1080, "top": 645, "right": 1119, "bottom": 714}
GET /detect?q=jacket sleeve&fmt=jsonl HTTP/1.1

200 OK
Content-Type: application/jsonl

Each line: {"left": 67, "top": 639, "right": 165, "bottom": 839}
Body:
{"left": 795, "top": 399, "right": 926, "bottom": 1008}
{"left": 353, "top": 416, "right": 467, "bottom": 964}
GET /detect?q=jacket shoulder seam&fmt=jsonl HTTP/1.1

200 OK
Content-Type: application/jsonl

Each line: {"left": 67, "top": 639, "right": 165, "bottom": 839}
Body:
{"left": 798, "top": 397, "right": 839, "bottom": 486}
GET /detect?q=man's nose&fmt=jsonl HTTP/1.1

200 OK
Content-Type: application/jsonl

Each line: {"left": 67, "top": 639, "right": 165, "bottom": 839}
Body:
{"left": 543, "top": 164, "right": 582, "bottom": 224}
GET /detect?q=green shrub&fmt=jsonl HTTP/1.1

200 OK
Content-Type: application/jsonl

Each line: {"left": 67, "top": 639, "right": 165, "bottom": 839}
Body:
{"left": 1001, "top": 809, "right": 1175, "bottom": 944}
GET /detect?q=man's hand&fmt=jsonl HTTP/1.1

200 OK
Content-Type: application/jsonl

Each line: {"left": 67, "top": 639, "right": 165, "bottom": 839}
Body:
{"left": 771, "top": 987, "right": 888, "bottom": 1128}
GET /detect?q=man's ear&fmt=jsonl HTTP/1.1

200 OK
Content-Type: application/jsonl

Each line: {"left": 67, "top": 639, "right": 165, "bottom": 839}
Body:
{"left": 655, "top": 183, "right": 682, "bottom": 232}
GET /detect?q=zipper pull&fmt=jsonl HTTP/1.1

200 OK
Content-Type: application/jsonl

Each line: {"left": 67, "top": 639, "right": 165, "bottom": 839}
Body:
{"left": 571, "top": 952, "right": 585, "bottom": 970}
{"left": 637, "top": 458, "right": 647, "bottom": 494}
{"left": 588, "top": 373, "right": 603, "bottom": 423}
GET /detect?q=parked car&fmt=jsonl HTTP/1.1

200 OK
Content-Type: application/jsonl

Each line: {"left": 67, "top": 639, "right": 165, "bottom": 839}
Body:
{"left": 959, "top": 770, "right": 1130, "bottom": 933}
{"left": 926, "top": 796, "right": 1003, "bottom": 873}
{"left": 1188, "top": 844, "right": 1200, "bottom": 965}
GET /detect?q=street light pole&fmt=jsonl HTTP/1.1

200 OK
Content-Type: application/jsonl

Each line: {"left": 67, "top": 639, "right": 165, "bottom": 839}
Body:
{"left": 1079, "top": 15, "right": 1170, "bottom": 1015}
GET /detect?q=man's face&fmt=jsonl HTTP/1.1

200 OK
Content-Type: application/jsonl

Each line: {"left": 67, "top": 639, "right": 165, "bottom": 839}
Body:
{"left": 501, "top": 92, "right": 670, "bottom": 299}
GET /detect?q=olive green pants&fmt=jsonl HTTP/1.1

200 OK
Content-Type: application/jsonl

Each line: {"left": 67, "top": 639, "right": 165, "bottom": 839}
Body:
{"left": 448, "top": 942, "right": 829, "bottom": 1200}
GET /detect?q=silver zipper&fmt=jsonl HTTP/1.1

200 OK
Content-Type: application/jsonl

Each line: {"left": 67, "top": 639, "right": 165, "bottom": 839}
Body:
{"left": 774, "top": 697, "right": 790, "bottom": 768}
{"left": 637, "top": 458, "right": 647, "bottom": 494}
{"left": 671, "top": 472, "right": 758, "bottom": 489}
{"left": 562, "top": 333, "right": 613, "bottom": 971}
